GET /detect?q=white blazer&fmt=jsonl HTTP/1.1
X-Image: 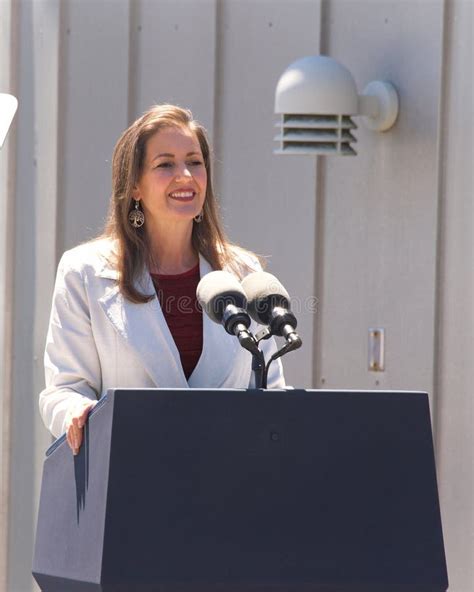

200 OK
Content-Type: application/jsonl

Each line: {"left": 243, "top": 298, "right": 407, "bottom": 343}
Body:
{"left": 39, "top": 238, "right": 285, "bottom": 437}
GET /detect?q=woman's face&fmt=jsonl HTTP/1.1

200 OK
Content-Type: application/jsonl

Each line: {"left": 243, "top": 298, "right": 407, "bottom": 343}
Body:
{"left": 133, "top": 125, "right": 207, "bottom": 226}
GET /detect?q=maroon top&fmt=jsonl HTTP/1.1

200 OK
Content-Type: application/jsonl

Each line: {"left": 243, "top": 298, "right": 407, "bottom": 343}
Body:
{"left": 151, "top": 264, "right": 203, "bottom": 380}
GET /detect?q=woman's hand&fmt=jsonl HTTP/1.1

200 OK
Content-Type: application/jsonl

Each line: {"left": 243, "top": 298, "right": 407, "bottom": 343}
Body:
{"left": 65, "top": 400, "right": 97, "bottom": 455}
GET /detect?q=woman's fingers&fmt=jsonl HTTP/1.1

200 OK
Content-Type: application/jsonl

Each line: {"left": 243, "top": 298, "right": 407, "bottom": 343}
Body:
{"left": 66, "top": 401, "right": 96, "bottom": 455}
{"left": 66, "top": 426, "right": 74, "bottom": 451}
{"left": 77, "top": 403, "right": 94, "bottom": 429}
{"left": 72, "top": 417, "right": 83, "bottom": 453}
{"left": 68, "top": 420, "right": 82, "bottom": 455}
{"left": 66, "top": 423, "right": 81, "bottom": 455}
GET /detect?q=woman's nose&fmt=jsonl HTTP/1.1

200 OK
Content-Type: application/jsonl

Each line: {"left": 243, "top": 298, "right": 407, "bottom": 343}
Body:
{"left": 175, "top": 163, "right": 192, "bottom": 179}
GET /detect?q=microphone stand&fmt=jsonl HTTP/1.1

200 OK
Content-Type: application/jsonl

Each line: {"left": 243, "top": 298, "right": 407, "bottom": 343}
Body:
{"left": 227, "top": 313, "right": 302, "bottom": 390}
{"left": 251, "top": 349, "right": 266, "bottom": 389}
{"left": 255, "top": 327, "right": 302, "bottom": 389}
{"left": 224, "top": 306, "right": 267, "bottom": 389}
{"left": 233, "top": 323, "right": 266, "bottom": 389}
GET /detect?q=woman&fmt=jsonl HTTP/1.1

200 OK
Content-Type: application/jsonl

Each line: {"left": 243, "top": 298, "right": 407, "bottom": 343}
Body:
{"left": 39, "top": 104, "right": 285, "bottom": 454}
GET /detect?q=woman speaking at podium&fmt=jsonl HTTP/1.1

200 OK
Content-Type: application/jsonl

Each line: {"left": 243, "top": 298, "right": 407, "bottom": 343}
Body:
{"left": 39, "top": 104, "right": 285, "bottom": 454}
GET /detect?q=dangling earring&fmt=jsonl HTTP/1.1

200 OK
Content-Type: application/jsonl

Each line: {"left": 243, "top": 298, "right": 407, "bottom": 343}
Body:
{"left": 129, "top": 199, "right": 145, "bottom": 228}
{"left": 194, "top": 210, "right": 203, "bottom": 223}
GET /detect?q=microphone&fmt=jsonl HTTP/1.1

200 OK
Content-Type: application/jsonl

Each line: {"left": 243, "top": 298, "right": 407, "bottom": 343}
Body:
{"left": 196, "top": 271, "right": 259, "bottom": 354}
{"left": 241, "top": 272, "right": 302, "bottom": 349}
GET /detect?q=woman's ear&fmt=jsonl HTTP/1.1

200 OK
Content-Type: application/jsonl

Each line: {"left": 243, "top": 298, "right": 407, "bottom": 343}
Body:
{"left": 132, "top": 186, "right": 140, "bottom": 200}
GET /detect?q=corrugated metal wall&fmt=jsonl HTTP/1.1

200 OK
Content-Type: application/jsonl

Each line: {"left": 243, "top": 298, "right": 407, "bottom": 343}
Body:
{"left": 0, "top": 0, "right": 472, "bottom": 590}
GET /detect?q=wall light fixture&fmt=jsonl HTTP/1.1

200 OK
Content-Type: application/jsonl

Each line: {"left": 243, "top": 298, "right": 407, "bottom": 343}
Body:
{"left": 274, "top": 55, "right": 399, "bottom": 156}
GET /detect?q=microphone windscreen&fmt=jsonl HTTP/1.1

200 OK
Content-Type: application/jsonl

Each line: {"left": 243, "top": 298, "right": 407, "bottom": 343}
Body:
{"left": 241, "top": 272, "right": 291, "bottom": 324}
{"left": 196, "top": 271, "right": 247, "bottom": 324}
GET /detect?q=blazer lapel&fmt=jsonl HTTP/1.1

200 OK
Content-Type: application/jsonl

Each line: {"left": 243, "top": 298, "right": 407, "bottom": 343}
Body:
{"left": 97, "top": 266, "right": 188, "bottom": 388}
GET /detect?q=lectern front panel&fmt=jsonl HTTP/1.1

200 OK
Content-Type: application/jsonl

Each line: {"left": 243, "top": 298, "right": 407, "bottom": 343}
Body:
{"left": 33, "top": 389, "right": 448, "bottom": 592}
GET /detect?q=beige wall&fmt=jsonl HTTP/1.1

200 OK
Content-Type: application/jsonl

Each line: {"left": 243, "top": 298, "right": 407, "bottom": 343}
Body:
{"left": 315, "top": 0, "right": 444, "bottom": 397}
{"left": 0, "top": 1, "right": 17, "bottom": 589}
{"left": 436, "top": 0, "right": 474, "bottom": 589}
{"left": 0, "top": 0, "right": 472, "bottom": 590}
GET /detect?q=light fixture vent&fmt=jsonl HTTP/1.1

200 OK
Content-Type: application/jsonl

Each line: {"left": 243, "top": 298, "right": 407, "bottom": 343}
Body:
{"left": 274, "top": 114, "right": 357, "bottom": 155}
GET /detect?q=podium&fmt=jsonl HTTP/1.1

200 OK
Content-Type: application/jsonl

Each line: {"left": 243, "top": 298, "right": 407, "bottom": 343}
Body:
{"left": 33, "top": 389, "right": 448, "bottom": 592}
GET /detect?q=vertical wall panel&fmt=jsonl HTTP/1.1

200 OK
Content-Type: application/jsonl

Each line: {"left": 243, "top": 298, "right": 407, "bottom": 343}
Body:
{"left": 59, "top": 0, "right": 130, "bottom": 252}
{"left": 315, "top": 0, "right": 444, "bottom": 397}
{"left": 131, "top": 0, "right": 217, "bottom": 136}
{"left": 7, "top": 1, "right": 38, "bottom": 587}
{"left": 0, "top": 1, "right": 17, "bottom": 588}
{"left": 31, "top": 0, "right": 61, "bottom": 512}
{"left": 215, "top": 0, "right": 321, "bottom": 387}
{"left": 436, "top": 1, "right": 474, "bottom": 589}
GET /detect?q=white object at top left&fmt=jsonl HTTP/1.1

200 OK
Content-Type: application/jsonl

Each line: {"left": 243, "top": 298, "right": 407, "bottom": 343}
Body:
{"left": 0, "top": 93, "right": 18, "bottom": 149}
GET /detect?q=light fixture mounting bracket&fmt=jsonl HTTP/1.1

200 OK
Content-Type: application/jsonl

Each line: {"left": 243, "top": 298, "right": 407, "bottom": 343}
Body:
{"left": 359, "top": 81, "right": 399, "bottom": 132}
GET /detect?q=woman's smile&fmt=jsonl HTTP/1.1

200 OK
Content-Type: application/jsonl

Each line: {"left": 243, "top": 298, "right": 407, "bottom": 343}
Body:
{"left": 168, "top": 188, "right": 196, "bottom": 202}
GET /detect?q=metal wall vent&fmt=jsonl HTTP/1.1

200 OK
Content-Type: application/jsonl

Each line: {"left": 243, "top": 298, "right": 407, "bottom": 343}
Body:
{"left": 274, "top": 113, "right": 357, "bottom": 156}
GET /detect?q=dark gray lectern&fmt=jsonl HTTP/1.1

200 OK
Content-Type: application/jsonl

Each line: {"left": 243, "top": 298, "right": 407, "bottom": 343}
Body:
{"left": 33, "top": 389, "right": 448, "bottom": 592}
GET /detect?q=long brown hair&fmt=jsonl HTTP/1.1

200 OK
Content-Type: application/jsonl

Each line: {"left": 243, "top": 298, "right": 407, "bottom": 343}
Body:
{"left": 102, "top": 104, "right": 255, "bottom": 303}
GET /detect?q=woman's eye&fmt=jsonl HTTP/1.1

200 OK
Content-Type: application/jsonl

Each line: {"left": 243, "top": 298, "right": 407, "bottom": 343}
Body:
{"left": 155, "top": 160, "right": 203, "bottom": 169}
